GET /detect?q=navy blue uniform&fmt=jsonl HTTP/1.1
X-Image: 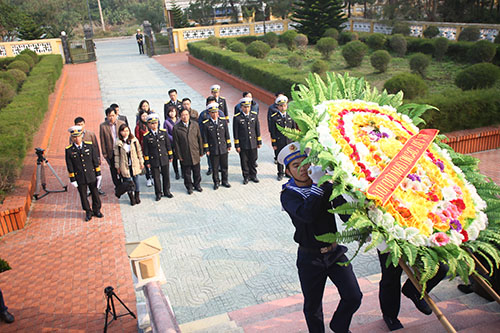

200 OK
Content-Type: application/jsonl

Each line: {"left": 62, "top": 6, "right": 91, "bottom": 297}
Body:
{"left": 202, "top": 117, "right": 231, "bottom": 185}
{"left": 270, "top": 111, "right": 296, "bottom": 177}
{"left": 233, "top": 110, "right": 261, "bottom": 181}
{"left": 206, "top": 96, "right": 229, "bottom": 121}
{"left": 143, "top": 129, "right": 173, "bottom": 197}
{"left": 281, "top": 180, "right": 362, "bottom": 333}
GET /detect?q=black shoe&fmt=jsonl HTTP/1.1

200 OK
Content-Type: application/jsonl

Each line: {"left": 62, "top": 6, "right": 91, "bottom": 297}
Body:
{"left": 164, "top": 191, "right": 173, "bottom": 198}
{"left": 206, "top": 169, "right": 212, "bottom": 175}
{"left": 93, "top": 212, "right": 104, "bottom": 218}
{"left": 175, "top": 173, "right": 180, "bottom": 180}
{"left": 277, "top": 174, "right": 284, "bottom": 181}
{"left": 187, "top": 188, "right": 193, "bottom": 195}
{"left": 250, "top": 177, "right": 259, "bottom": 183}
{"left": 155, "top": 194, "right": 162, "bottom": 201}
{"left": 195, "top": 186, "right": 203, "bottom": 192}
{"left": 135, "top": 191, "right": 141, "bottom": 204}
{"left": 127, "top": 191, "right": 136, "bottom": 206}
{"left": 85, "top": 212, "right": 92, "bottom": 222}
{"left": 402, "top": 285, "right": 432, "bottom": 315}
{"left": 0, "top": 310, "right": 14, "bottom": 323}
{"left": 222, "top": 182, "right": 231, "bottom": 188}
{"left": 243, "top": 178, "right": 249, "bottom": 185}
{"left": 254, "top": 163, "right": 258, "bottom": 168}
{"left": 383, "top": 315, "right": 404, "bottom": 331}
{"left": 214, "top": 183, "right": 219, "bottom": 190}
{"left": 98, "top": 189, "right": 106, "bottom": 195}
{"left": 329, "top": 320, "right": 352, "bottom": 333}
{"left": 457, "top": 284, "right": 473, "bottom": 294}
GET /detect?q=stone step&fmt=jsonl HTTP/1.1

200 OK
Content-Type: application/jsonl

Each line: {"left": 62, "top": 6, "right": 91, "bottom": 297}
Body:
{"left": 179, "top": 313, "right": 242, "bottom": 333}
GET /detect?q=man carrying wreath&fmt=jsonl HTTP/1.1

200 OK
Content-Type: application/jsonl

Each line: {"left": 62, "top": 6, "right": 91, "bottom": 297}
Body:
{"left": 279, "top": 142, "right": 362, "bottom": 333}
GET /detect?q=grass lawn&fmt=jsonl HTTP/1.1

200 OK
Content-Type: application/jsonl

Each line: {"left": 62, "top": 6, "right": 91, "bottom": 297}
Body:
{"left": 265, "top": 43, "right": 500, "bottom": 97}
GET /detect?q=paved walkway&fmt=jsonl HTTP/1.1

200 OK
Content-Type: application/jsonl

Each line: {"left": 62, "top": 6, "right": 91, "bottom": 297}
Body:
{"left": 0, "top": 63, "right": 137, "bottom": 331}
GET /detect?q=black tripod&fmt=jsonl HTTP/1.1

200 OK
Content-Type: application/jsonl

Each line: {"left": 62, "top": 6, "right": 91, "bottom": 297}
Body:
{"left": 33, "top": 147, "right": 67, "bottom": 200}
{"left": 103, "top": 286, "right": 136, "bottom": 332}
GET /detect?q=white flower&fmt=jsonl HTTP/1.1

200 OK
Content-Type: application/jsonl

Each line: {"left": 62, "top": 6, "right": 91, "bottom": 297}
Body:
{"left": 317, "top": 124, "right": 336, "bottom": 150}
{"left": 449, "top": 230, "right": 464, "bottom": 246}
{"left": 314, "top": 102, "right": 329, "bottom": 116}
{"left": 477, "top": 211, "right": 488, "bottom": 230}
{"left": 404, "top": 227, "right": 420, "bottom": 240}
{"left": 368, "top": 207, "right": 384, "bottom": 225}
{"left": 408, "top": 234, "right": 427, "bottom": 247}
{"left": 441, "top": 186, "right": 457, "bottom": 202}
{"left": 338, "top": 153, "right": 355, "bottom": 174}
{"left": 467, "top": 224, "right": 480, "bottom": 241}
{"left": 355, "top": 142, "right": 370, "bottom": 160}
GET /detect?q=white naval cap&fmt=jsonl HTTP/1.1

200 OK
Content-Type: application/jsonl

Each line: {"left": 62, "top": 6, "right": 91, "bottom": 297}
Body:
{"left": 210, "top": 84, "right": 221, "bottom": 92}
{"left": 275, "top": 95, "right": 288, "bottom": 105}
{"left": 277, "top": 142, "right": 307, "bottom": 166}
{"left": 147, "top": 113, "right": 160, "bottom": 123}
{"left": 239, "top": 97, "right": 252, "bottom": 106}
{"left": 207, "top": 102, "right": 220, "bottom": 112}
{"left": 68, "top": 125, "right": 83, "bottom": 137}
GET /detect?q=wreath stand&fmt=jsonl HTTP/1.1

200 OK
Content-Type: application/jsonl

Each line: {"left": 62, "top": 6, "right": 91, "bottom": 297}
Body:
{"left": 400, "top": 257, "right": 500, "bottom": 333}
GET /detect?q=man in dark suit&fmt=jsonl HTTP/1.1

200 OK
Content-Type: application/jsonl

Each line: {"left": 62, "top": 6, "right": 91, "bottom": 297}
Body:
{"left": 202, "top": 102, "right": 231, "bottom": 190}
{"left": 269, "top": 95, "right": 297, "bottom": 181}
{"left": 233, "top": 97, "right": 261, "bottom": 184}
{"left": 207, "top": 84, "right": 229, "bottom": 122}
{"left": 99, "top": 107, "right": 125, "bottom": 189}
{"left": 65, "top": 126, "right": 104, "bottom": 222}
{"left": 173, "top": 109, "right": 204, "bottom": 194}
{"left": 234, "top": 92, "right": 259, "bottom": 115}
{"left": 136, "top": 29, "right": 144, "bottom": 54}
{"left": 143, "top": 113, "right": 173, "bottom": 201}
{"left": 110, "top": 103, "right": 129, "bottom": 126}
{"left": 164, "top": 89, "right": 183, "bottom": 119}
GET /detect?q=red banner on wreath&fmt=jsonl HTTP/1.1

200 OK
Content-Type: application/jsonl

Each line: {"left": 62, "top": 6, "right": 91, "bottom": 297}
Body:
{"left": 366, "top": 129, "right": 439, "bottom": 205}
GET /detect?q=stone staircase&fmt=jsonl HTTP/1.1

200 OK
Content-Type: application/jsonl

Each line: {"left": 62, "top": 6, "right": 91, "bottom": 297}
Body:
{"left": 178, "top": 273, "right": 500, "bottom": 333}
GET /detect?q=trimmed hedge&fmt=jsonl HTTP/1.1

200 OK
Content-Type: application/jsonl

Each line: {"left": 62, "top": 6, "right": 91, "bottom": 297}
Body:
{"left": 316, "top": 37, "right": 338, "bottom": 59}
{"left": 370, "top": 50, "right": 391, "bottom": 73}
{"left": 0, "top": 57, "right": 15, "bottom": 70}
{"left": 288, "top": 54, "right": 304, "bottom": 68}
{"left": 0, "top": 72, "right": 18, "bottom": 90}
{"left": 419, "top": 88, "right": 500, "bottom": 132}
{"left": 455, "top": 63, "right": 500, "bottom": 90}
{"left": 342, "top": 40, "right": 368, "bottom": 67}
{"left": 311, "top": 59, "right": 328, "bottom": 75}
{"left": 229, "top": 41, "right": 246, "bottom": 53}
{"left": 7, "top": 60, "right": 30, "bottom": 73}
{"left": 0, "top": 55, "right": 63, "bottom": 197}
{"left": 0, "top": 81, "right": 16, "bottom": 109}
{"left": 458, "top": 27, "right": 480, "bottom": 42}
{"left": 16, "top": 54, "right": 34, "bottom": 69}
{"left": 384, "top": 73, "right": 428, "bottom": 99}
{"left": 246, "top": 40, "right": 271, "bottom": 59}
{"left": 409, "top": 53, "right": 431, "bottom": 76}
{"left": 392, "top": 22, "right": 411, "bottom": 36}
{"left": 423, "top": 25, "right": 440, "bottom": 39}
{"left": 6, "top": 69, "right": 27, "bottom": 86}
{"left": 390, "top": 34, "right": 407, "bottom": 57}
{"left": 263, "top": 32, "right": 279, "bottom": 48}
{"left": 367, "top": 33, "right": 386, "bottom": 50}
{"left": 188, "top": 42, "right": 303, "bottom": 97}
{"left": 467, "top": 40, "right": 496, "bottom": 63}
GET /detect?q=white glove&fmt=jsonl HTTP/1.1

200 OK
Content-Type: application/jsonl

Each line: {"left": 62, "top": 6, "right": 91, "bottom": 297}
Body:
{"left": 307, "top": 165, "right": 325, "bottom": 184}
{"left": 71, "top": 181, "right": 78, "bottom": 188}
{"left": 96, "top": 175, "right": 102, "bottom": 189}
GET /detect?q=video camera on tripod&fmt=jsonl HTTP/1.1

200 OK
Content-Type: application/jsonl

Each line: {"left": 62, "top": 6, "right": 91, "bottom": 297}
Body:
{"left": 33, "top": 147, "right": 67, "bottom": 200}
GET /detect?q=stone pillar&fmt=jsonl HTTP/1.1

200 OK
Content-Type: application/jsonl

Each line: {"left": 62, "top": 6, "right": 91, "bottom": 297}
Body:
{"left": 143, "top": 20, "right": 155, "bottom": 57}
{"left": 60, "top": 31, "right": 72, "bottom": 64}
{"left": 166, "top": 27, "right": 175, "bottom": 53}
{"left": 83, "top": 24, "right": 96, "bottom": 61}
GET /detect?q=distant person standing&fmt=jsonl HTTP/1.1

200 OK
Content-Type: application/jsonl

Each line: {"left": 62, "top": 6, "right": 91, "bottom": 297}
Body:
{"left": 110, "top": 103, "right": 129, "bottom": 126}
{"left": 234, "top": 92, "right": 259, "bottom": 115}
{"left": 163, "top": 105, "right": 181, "bottom": 180}
{"left": 207, "top": 84, "right": 229, "bottom": 121}
{"left": 233, "top": 97, "right": 261, "bottom": 184}
{"left": 182, "top": 97, "right": 199, "bottom": 122}
{"left": 136, "top": 29, "right": 144, "bottom": 54}
{"left": 100, "top": 107, "right": 125, "bottom": 189}
{"left": 199, "top": 96, "right": 225, "bottom": 176}
{"left": 164, "top": 89, "right": 183, "bottom": 119}
{"left": 173, "top": 109, "right": 204, "bottom": 194}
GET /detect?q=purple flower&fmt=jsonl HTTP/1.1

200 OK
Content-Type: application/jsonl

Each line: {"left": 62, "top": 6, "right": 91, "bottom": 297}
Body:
{"left": 435, "top": 160, "right": 445, "bottom": 172}
{"left": 381, "top": 132, "right": 389, "bottom": 138}
{"left": 449, "top": 219, "right": 462, "bottom": 231}
{"left": 407, "top": 174, "right": 421, "bottom": 182}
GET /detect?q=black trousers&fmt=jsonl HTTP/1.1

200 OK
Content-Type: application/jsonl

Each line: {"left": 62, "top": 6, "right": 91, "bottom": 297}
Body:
{"left": 209, "top": 153, "right": 228, "bottom": 184}
{"left": 151, "top": 163, "right": 170, "bottom": 196}
{"left": 238, "top": 148, "right": 257, "bottom": 179}
{"left": 77, "top": 181, "right": 101, "bottom": 214}
{"left": 274, "top": 148, "right": 285, "bottom": 175}
{"left": 138, "top": 42, "right": 144, "bottom": 54}
{"left": 106, "top": 157, "right": 121, "bottom": 188}
{"left": 377, "top": 250, "right": 449, "bottom": 319}
{"left": 145, "top": 165, "right": 152, "bottom": 180}
{"left": 206, "top": 154, "right": 212, "bottom": 171}
{"left": 0, "top": 288, "right": 8, "bottom": 312}
{"left": 182, "top": 163, "right": 201, "bottom": 189}
{"left": 297, "top": 246, "right": 362, "bottom": 333}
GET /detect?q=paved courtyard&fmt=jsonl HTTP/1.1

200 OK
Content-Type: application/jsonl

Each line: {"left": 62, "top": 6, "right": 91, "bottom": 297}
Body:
{"left": 94, "top": 37, "right": 380, "bottom": 324}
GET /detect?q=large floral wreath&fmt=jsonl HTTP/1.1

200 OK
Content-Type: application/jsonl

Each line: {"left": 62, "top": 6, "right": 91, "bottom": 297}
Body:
{"left": 281, "top": 73, "right": 500, "bottom": 291}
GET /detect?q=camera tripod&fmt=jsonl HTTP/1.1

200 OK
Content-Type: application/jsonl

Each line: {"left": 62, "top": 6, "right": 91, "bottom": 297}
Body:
{"left": 104, "top": 286, "right": 136, "bottom": 332}
{"left": 33, "top": 148, "right": 67, "bottom": 200}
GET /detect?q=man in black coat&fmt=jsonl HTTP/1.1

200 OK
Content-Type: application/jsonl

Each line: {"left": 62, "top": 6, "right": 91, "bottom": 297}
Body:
{"left": 65, "top": 126, "right": 103, "bottom": 222}
{"left": 267, "top": 92, "right": 285, "bottom": 164}
{"left": 143, "top": 113, "right": 173, "bottom": 201}
{"left": 202, "top": 102, "right": 231, "bottom": 190}
{"left": 136, "top": 29, "right": 144, "bottom": 54}
{"left": 269, "top": 95, "right": 296, "bottom": 181}
{"left": 164, "top": 89, "right": 183, "bottom": 119}
{"left": 233, "top": 97, "right": 261, "bottom": 184}
{"left": 279, "top": 142, "right": 362, "bottom": 333}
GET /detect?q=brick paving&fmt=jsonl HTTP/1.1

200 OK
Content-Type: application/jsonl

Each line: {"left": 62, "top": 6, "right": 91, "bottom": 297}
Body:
{"left": 0, "top": 62, "right": 137, "bottom": 332}
{"left": 472, "top": 148, "right": 500, "bottom": 185}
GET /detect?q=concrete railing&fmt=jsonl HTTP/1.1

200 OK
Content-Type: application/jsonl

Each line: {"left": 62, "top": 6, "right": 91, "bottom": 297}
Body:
{"left": 142, "top": 282, "right": 180, "bottom": 333}
{"left": 0, "top": 38, "right": 66, "bottom": 63}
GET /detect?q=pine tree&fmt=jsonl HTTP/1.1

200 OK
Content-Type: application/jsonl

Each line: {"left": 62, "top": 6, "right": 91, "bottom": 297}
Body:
{"left": 291, "top": 0, "right": 347, "bottom": 44}
{"left": 170, "top": 1, "right": 189, "bottom": 28}
{"left": 18, "top": 14, "right": 44, "bottom": 40}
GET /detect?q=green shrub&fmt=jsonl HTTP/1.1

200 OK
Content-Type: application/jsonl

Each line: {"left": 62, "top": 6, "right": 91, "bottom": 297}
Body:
{"left": 339, "top": 31, "right": 358, "bottom": 45}
{"left": 6, "top": 69, "right": 27, "bottom": 85}
{"left": 455, "top": 63, "right": 500, "bottom": 90}
{"left": 20, "top": 49, "right": 39, "bottom": 64}
{"left": 263, "top": 32, "right": 279, "bottom": 48}
{"left": 246, "top": 40, "right": 271, "bottom": 59}
{"left": 206, "top": 36, "right": 220, "bottom": 47}
{"left": 423, "top": 25, "right": 440, "bottom": 39}
{"left": 0, "top": 258, "right": 11, "bottom": 273}
{"left": 409, "top": 52, "right": 431, "bottom": 76}
{"left": 0, "top": 81, "right": 16, "bottom": 109}
{"left": 392, "top": 22, "right": 411, "bottom": 36}
{"left": 467, "top": 40, "right": 496, "bottom": 63}
{"left": 7, "top": 60, "right": 30, "bottom": 73}
{"left": 495, "top": 33, "right": 500, "bottom": 44}
{"left": 15, "top": 54, "right": 34, "bottom": 69}
{"left": 0, "top": 72, "right": 18, "bottom": 90}
{"left": 0, "top": 57, "right": 15, "bottom": 70}
{"left": 222, "top": 37, "right": 237, "bottom": 47}
{"left": 370, "top": 50, "right": 391, "bottom": 73}
{"left": 389, "top": 34, "right": 407, "bottom": 57}
{"left": 288, "top": 54, "right": 304, "bottom": 68}
{"left": 419, "top": 88, "right": 500, "bottom": 132}
{"left": 323, "top": 28, "right": 339, "bottom": 40}
{"left": 458, "top": 27, "right": 480, "bottom": 42}
{"left": 434, "top": 37, "right": 449, "bottom": 61}
{"left": 384, "top": 73, "right": 428, "bottom": 99}
{"left": 237, "top": 35, "right": 259, "bottom": 44}
{"left": 447, "top": 41, "right": 474, "bottom": 62}
{"left": 420, "top": 41, "right": 435, "bottom": 54}
{"left": 281, "top": 30, "right": 298, "bottom": 51}
{"left": 311, "top": 59, "right": 329, "bottom": 75}
{"left": 229, "top": 41, "right": 246, "bottom": 53}
{"left": 295, "top": 33, "right": 309, "bottom": 49}
{"left": 316, "top": 37, "right": 338, "bottom": 59}
{"left": 341, "top": 40, "right": 368, "bottom": 67}
{"left": 367, "top": 33, "right": 386, "bottom": 50}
